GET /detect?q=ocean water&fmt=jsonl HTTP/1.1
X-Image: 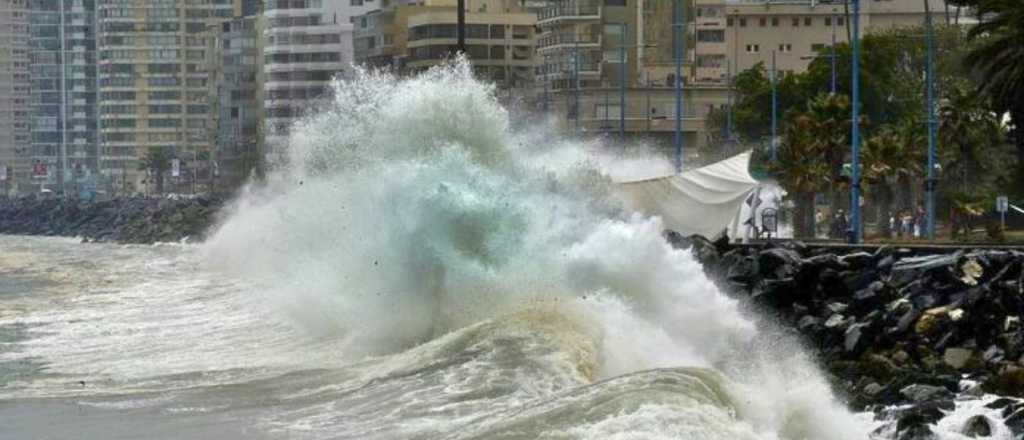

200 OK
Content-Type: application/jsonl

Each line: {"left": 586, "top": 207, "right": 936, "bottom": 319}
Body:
{"left": 0, "top": 61, "right": 1002, "bottom": 439}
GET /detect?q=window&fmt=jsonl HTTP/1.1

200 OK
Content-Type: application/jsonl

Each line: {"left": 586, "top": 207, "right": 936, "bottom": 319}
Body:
{"left": 771, "top": 17, "right": 779, "bottom": 26}
{"left": 838, "top": 17, "right": 845, "bottom": 26}
{"left": 697, "top": 30, "right": 725, "bottom": 43}
{"left": 779, "top": 44, "right": 792, "bottom": 52}
{"left": 727, "top": 18, "right": 733, "bottom": 26}
{"left": 739, "top": 18, "right": 747, "bottom": 27}
{"left": 605, "top": 0, "right": 626, "bottom": 5}
{"left": 811, "top": 43, "right": 825, "bottom": 52}
{"left": 804, "top": 17, "right": 812, "bottom": 26}
{"left": 792, "top": 17, "right": 800, "bottom": 26}
{"left": 759, "top": 18, "right": 766, "bottom": 27}
{"left": 351, "top": 0, "right": 363, "bottom": 5}
{"left": 825, "top": 17, "right": 832, "bottom": 26}
{"left": 746, "top": 44, "right": 759, "bottom": 53}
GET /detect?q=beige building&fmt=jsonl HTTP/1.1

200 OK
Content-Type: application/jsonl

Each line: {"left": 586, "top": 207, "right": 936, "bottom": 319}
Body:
{"left": 354, "top": 0, "right": 537, "bottom": 89}
{"left": 697, "top": 0, "right": 947, "bottom": 82}
{"left": 96, "top": 0, "right": 237, "bottom": 195}
{"left": 0, "top": 0, "right": 30, "bottom": 194}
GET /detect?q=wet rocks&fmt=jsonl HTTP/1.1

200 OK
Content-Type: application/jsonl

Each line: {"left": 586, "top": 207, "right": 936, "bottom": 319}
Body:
{"left": 961, "top": 415, "right": 993, "bottom": 437}
{"left": 0, "top": 195, "right": 225, "bottom": 244}
{"left": 681, "top": 233, "right": 1024, "bottom": 411}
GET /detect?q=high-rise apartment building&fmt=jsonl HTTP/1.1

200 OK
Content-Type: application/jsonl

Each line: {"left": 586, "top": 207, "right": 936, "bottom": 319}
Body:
{"left": 96, "top": 0, "right": 234, "bottom": 194}
{"left": 28, "top": 0, "right": 99, "bottom": 196}
{"left": 209, "top": 15, "right": 259, "bottom": 189}
{"left": 353, "top": 0, "right": 537, "bottom": 89}
{"left": 0, "top": 0, "right": 31, "bottom": 194}
{"left": 259, "top": 0, "right": 375, "bottom": 160}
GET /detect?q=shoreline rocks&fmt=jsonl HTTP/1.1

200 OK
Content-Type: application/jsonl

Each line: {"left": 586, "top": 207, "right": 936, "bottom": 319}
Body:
{"left": 0, "top": 195, "right": 225, "bottom": 244}
{"left": 673, "top": 234, "right": 1024, "bottom": 421}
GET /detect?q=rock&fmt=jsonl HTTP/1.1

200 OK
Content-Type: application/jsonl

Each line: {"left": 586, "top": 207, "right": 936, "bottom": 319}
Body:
{"left": 960, "top": 415, "right": 992, "bottom": 437}
{"left": 943, "top": 348, "right": 974, "bottom": 370}
{"left": 984, "top": 366, "right": 1024, "bottom": 396}
{"left": 1005, "top": 408, "right": 1024, "bottom": 437}
{"left": 983, "top": 345, "right": 1005, "bottom": 363}
{"left": 757, "top": 247, "right": 801, "bottom": 279}
{"left": 899, "top": 384, "right": 954, "bottom": 403}
{"left": 825, "top": 314, "right": 849, "bottom": 330}
{"left": 984, "top": 397, "right": 1016, "bottom": 410}
{"left": 797, "top": 315, "right": 821, "bottom": 332}
{"left": 916, "top": 307, "right": 951, "bottom": 336}
{"left": 845, "top": 322, "right": 872, "bottom": 354}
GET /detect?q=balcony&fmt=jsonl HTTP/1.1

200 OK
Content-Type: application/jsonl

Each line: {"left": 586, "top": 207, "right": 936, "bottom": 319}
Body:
{"left": 538, "top": 1, "right": 601, "bottom": 25}
{"left": 537, "top": 32, "right": 601, "bottom": 52}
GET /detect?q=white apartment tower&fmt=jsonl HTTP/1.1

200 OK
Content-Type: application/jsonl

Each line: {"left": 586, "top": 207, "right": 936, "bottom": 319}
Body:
{"left": 260, "top": 0, "right": 376, "bottom": 159}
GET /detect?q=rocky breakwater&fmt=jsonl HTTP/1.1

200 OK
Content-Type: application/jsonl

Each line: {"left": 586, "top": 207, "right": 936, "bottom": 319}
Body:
{"left": 673, "top": 234, "right": 1024, "bottom": 439}
{"left": 0, "top": 195, "right": 224, "bottom": 244}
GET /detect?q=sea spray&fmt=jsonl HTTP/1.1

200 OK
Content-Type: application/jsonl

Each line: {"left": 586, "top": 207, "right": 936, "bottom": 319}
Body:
{"left": 204, "top": 59, "right": 872, "bottom": 438}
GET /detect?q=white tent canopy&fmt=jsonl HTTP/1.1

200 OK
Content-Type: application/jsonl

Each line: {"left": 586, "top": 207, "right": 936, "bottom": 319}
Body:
{"left": 613, "top": 152, "right": 759, "bottom": 239}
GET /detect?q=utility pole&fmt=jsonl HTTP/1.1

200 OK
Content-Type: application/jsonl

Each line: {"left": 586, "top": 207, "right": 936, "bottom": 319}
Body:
{"left": 727, "top": 60, "right": 734, "bottom": 144}
{"left": 850, "top": 0, "right": 863, "bottom": 243}
{"left": 456, "top": 0, "right": 466, "bottom": 53}
{"left": 831, "top": 12, "right": 837, "bottom": 94}
{"left": 57, "top": 1, "right": 68, "bottom": 196}
{"left": 542, "top": 54, "right": 549, "bottom": 112}
{"left": 924, "top": 0, "right": 937, "bottom": 239}
{"left": 674, "top": 0, "right": 685, "bottom": 173}
{"left": 619, "top": 23, "right": 626, "bottom": 144}
{"left": 574, "top": 41, "right": 580, "bottom": 135}
{"left": 771, "top": 50, "right": 778, "bottom": 162}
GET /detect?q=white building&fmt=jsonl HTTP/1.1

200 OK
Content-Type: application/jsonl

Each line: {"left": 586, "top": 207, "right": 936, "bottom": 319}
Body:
{"left": 260, "top": 0, "right": 376, "bottom": 160}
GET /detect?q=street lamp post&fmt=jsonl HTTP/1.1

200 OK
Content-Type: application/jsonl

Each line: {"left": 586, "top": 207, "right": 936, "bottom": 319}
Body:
{"left": 850, "top": 0, "right": 863, "bottom": 243}
{"left": 831, "top": 12, "right": 838, "bottom": 94}
{"left": 727, "top": 60, "right": 734, "bottom": 143}
{"left": 674, "top": 0, "right": 685, "bottom": 173}
{"left": 924, "top": 0, "right": 938, "bottom": 239}
{"left": 574, "top": 41, "right": 580, "bottom": 135}
{"left": 771, "top": 50, "right": 778, "bottom": 162}
{"left": 619, "top": 23, "right": 626, "bottom": 144}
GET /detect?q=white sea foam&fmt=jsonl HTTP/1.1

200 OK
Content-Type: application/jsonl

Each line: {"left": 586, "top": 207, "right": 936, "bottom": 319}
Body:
{"left": 202, "top": 58, "right": 872, "bottom": 439}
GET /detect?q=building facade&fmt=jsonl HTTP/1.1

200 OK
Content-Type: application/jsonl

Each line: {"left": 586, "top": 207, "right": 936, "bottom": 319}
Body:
{"left": 703, "top": 0, "right": 948, "bottom": 81}
{"left": 0, "top": 0, "right": 31, "bottom": 194}
{"left": 535, "top": 0, "right": 947, "bottom": 164}
{"left": 27, "top": 0, "right": 100, "bottom": 196}
{"left": 209, "top": 14, "right": 259, "bottom": 189}
{"left": 353, "top": 0, "right": 537, "bottom": 89}
{"left": 259, "top": 0, "right": 375, "bottom": 160}
{"left": 95, "top": 0, "right": 234, "bottom": 195}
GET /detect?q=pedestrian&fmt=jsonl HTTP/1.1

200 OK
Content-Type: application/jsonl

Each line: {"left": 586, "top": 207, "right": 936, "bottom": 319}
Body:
{"left": 815, "top": 210, "right": 824, "bottom": 237}
{"left": 888, "top": 211, "right": 896, "bottom": 238}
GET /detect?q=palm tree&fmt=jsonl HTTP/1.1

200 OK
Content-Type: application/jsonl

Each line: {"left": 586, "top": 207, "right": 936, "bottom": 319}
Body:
{"left": 939, "top": 83, "right": 1007, "bottom": 194}
{"left": 964, "top": 0, "right": 1024, "bottom": 193}
{"left": 773, "top": 113, "right": 831, "bottom": 238}
{"left": 139, "top": 147, "right": 171, "bottom": 195}
{"left": 804, "top": 93, "right": 855, "bottom": 210}
{"left": 863, "top": 123, "right": 923, "bottom": 237}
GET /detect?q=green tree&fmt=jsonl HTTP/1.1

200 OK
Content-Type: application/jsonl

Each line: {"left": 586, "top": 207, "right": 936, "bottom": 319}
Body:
{"left": 938, "top": 83, "right": 1013, "bottom": 198}
{"left": 772, "top": 112, "right": 831, "bottom": 238}
{"left": 863, "top": 122, "right": 923, "bottom": 236}
{"left": 139, "top": 147, "right": 171, "bottom": 195}
{"left": 964, "top": 0, "right": 1024, "bottom": 197}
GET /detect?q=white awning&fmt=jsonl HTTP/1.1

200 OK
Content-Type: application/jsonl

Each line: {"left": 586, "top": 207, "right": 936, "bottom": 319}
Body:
{"left": 613, "top": 152, "right": 759, "bottom": 239}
